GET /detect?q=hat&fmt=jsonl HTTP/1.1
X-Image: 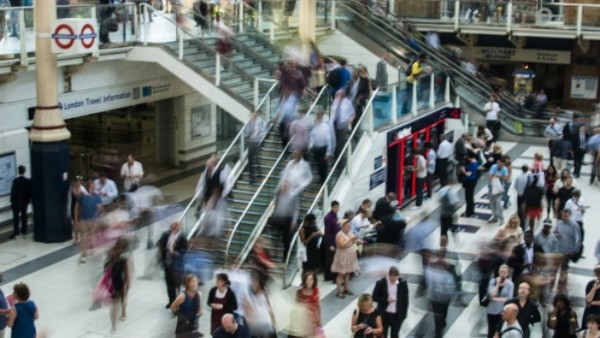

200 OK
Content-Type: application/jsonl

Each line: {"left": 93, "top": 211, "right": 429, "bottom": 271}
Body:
{"left": 543, "top": 219, "right": 553, "bottom": 227}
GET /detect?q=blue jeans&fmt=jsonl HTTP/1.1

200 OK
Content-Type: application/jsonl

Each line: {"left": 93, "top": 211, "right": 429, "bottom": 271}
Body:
{"left": 502, "top": 181, "right": 511, "bottom": 207}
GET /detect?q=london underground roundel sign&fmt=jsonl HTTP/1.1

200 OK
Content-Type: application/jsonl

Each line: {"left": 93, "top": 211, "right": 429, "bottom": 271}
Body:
{"left": 79, "top": 23, "right": 97, "bottom": 49}
{"left": 52, "top": 23, "right": 77, "bottom": 50}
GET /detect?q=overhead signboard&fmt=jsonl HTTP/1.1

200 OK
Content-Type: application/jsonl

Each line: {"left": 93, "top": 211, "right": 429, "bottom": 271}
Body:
{"left": 461, "top": 47, "right": 571, "bottom": 65}
{"left": 51, "top": 19, "right": 98, "bottom": 54}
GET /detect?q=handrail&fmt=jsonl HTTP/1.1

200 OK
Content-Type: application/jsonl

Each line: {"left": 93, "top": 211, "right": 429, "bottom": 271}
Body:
{"left": 224, "top": 136, "right": 295, "bottom": 266}
{"left": 179, "top": 80, "right": 280, "bottom": 239}
{"left": 230, "top": 84, "right": 331, "bottom": 267}
{"left": 337, "top": 2, "right": 551, "bottom": 127}
{"left": 281, "top": 86, "right": 381, "bottom": 288}
{"left": 139, "top": 3, "right": 257, "bottom": 86}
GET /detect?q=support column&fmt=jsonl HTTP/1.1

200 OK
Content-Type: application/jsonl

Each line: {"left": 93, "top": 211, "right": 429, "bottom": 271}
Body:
{"left": 299, "top": 0, "right": 316, "bottom": 43}
{"left": 30, "top": 0, "right": 72, "bottom": 243}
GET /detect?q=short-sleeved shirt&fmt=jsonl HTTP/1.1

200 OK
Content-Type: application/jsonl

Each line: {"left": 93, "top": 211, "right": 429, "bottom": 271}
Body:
{"left": 407, "top": 61, "right": 422, "bottom": 84}
{"left": 79, "top": 193, "right": 102, "bottom": 221}
{"left": 500, "top": 321, "right": 523, "bottom": 338}
{"left": 489, "top": 164, "right": 508, "bottom": 181}
{"left": 416, "top": 155, "right": 427, "bottom": 179}
{"left": 464, "top": 161, "right": 480, "bottom": 182}
{"left": 484, "top": 101, "right": 501, "bottom": 121}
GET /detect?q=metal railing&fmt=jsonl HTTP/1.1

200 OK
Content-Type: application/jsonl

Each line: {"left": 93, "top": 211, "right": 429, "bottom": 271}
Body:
{"left": 228, "top": 84, "right": 331, "bottom": 268}
{"left": 281, "top": 86, "right": 381, "bottom": 288}
{"left": 178, "top": 79, "right": 280, "bottom": 240}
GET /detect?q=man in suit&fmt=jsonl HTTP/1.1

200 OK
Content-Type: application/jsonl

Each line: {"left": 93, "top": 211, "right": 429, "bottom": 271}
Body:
{"left": 507, "top": 230, "right": 544, "bottom": 285}
{"left": 10, "top": 165, "right": 32, "bottom": 239}
{"left": 572, "top": 125, "right": 589, "bottom": 178}
{"left": 372, "top": 266, "right": 409, "bottom": 338}
{"left": 562, "top": 114, "right": 579, "bottom": 143}
{"left": 158, "top": 220, "right": 189, "bottom": 308}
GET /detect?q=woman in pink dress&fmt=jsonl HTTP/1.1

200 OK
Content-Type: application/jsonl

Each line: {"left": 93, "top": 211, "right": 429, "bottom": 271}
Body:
{"left": 331, "top": 220, "right": 359, "bottom": 298}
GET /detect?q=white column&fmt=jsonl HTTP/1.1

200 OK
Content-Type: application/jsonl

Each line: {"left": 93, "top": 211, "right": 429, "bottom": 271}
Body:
{"left": 299, "top": 0, "right": 317, "bottom": 42}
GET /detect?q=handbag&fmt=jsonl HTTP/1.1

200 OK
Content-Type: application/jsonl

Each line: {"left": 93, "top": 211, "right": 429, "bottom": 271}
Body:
{"left": 491, "top": 176, "right": 505, "bottom": 196}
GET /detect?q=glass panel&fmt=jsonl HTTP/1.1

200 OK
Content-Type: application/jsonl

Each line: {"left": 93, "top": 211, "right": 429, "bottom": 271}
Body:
{"left": 372, "top": 87, "right": 393, "bottom": 129}
{"left": 416, "top": 74, "right": 431, "bottom": 111}
{"left": 434, "top": 71, "right": 446, "bottom": 106}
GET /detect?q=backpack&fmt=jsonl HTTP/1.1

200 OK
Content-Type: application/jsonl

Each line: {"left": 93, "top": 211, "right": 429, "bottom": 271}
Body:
{"left": 524, "top": 184, "right": 543, "bottom": 207}
{"left": 405, "top": 60, "right": 417, "bottom": 76}
{"left": 327, "top": 68, "right": 341, "bottom": 88}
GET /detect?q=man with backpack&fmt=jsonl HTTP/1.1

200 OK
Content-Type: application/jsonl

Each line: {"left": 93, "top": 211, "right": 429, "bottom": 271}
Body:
{"left": 497, "top": 303, "right": 523, "bottom": 338}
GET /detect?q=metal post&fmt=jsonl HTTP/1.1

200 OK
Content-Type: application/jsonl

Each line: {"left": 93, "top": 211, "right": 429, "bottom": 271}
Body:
{"left": 216, "top": 53, "right": 221, "bottom": 86}
{"left": 178, "top": 26, "right": 184, "bottom": 59}
{"left": 269, "top": 25, "right": 274, "bottom": 42}
{"left": 576, "top": 5, "right": 583, "bottom": 37}
{"left": 389, "top": 0, "right": 395, "bottom": 15}
{"left": 90, "top": 7, "right": 100, "bottom": 58}
{"left": 330, "top": 0, "right": 336, "bottom": 30}
{"left": 19, "top": 10, "right": 27, "bottom": 66}
{"left": 240, "top": 130, "right": 246, "bottom": 155}
{"left": 444, "top": 76, "right": 451, "bottom": 102}
{"left": 143, "top": 5, "right": 149, "bottom": 45}
{"left": 254, "top": 78, "right": 260, "bottom": 109}
{"left": 391, "top": 85, "right": 398, "bottom": 124}
{"left": 506, "top": 2, "right": 512, "bottom": 33}
{"left": 346, "top": 141, "right": 352, "bottom": 174}
{"left": 455, "top": 94, "right": 461, "bottom": 108}
{"left": 266, "top": 92, "right": 272, "bottom": 119}
{"left": 454, "top": 0, "right": 460, "bottom": 30}
{"left": 133, "top": 3, "right": 139, "bottom": 42}
{"left": 238, "top": 1, "right": 244, "bottom": 33}
{"left": 429, "top": 74, "right": 435, "bottom": 107}
{"left": 322, "top": 185, "right": 328, "bottom": 217}
{"left": 411, "top": 82, "right": 418, "bottom": 115}
{"left": 258, "top": 1, "right": 263, "bottom": 31}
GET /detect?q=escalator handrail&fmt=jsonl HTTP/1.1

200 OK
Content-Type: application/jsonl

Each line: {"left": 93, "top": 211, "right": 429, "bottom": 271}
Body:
{"left": 180, "top": 81, "right": 280, "bottom": 239}
{"left": 281, "top": 86, "right": 381, "bottom": 288}
{"left": 337, "top": 3, "right": 548, "bottom": 128}
{"left": 229, "top": 84, "right": 331, "bottom": 268}
{"left": 139, "top": 3, "right": 259, "bottom": 86}
{"left": 342, "top": 0, "right": 536, "bottom": 117}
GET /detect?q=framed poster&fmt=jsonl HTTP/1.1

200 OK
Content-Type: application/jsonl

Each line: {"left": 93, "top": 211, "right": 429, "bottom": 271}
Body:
{"left": 191, "top": 105, "right": 211, "bottom": 140}
{"left": 571, "top": 76, "right": 598, "bottom": 99}
{"left": 0, "top": 152, "right": 16, "bottom": 196}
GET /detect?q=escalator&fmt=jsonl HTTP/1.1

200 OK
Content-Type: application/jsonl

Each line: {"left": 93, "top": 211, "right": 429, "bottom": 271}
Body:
{"left": 335, "top": 1, "right": 551, "bottom": 138}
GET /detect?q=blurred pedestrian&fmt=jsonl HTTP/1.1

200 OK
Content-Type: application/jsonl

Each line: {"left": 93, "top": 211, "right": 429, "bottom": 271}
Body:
{"left": 158, "top": 220, "right": 188, "bottom": 308}
{"left": 208, "top": 273, "right": 238, "bottom": 335}
{"left": 212, "top": 313, "right": 251, "bottom": 338}
{"left": 486, "top": 264, "right": 514, "bottom": 338}
{"left": 505, "top": 282, "right": 541, "bottom": 338}
{"left": 120, "top": 154, "right": 144, "bottom": 192}
{"left": 272, "top": 152, "right": 312, "bottom": 262}
{"left": 289, "top": 271, "right": 322, "bottom": 338}
{"left": 299, "top": 213, "right": 322, "bottom": 275}
{"left": 195, "top": 154, "right": 233, "bottom": 237}
{"left": 7, "top": 283, "right": 38, "bottom": 338}
{"left": 547, "top": 293, "right": 578, "bottom": 338}
{"left": 75, "top": 179, "right": 104, "bottom": 263}
{"left": 107, "top": 237, "right": 131, "bottom": 334}
{"left": 243, "top": 273, "right": 277, "bottom": 338}
{"left": 244, "top": 111, "right": 267, "bottom": 184}
{"left": 332, "top": 219, "right": 359, "bottom": 298}
{"left": 425, "top": 251, "right": 456, "bottom": 338}
{"left": 171, "top": 274, "right": 203, "bottom": 338}
{"left": 351, "top": 294, "right": 383, "bottom": 338}
{"left": 331, "top": 89, "right": 355, "bottom": 159}
{"left": 310, "top": 110, "right": 334, "bottom": 184}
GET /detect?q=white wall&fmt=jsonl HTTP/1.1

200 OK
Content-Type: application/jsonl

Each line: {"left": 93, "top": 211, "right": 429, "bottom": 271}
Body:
{"left": 176, "top": 93, "right": 218, "bottom": 166}
{"left": 317, "top": 30, "right": 399, "bottom": 84}
{"left": 0, "top": 129, "right": 30, "bottom": 224}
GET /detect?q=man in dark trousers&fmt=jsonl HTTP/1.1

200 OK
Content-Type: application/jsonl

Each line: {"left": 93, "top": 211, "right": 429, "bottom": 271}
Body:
{"left": 158, "top": 220, "right": 188, "bottom": 308}
{"left": 372, "top": 266, "right": 409, "bottom": 338}
{"left": 572, "top": 125, "right": 589, "bottom": 178}
{"left": 323, "top": 201, "right": 340, "bottom": 282}
{"left": 10, "top": 165, "right": 32, "bottom": 239}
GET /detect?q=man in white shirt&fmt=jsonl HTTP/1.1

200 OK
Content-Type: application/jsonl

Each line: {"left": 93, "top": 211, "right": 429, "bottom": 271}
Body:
{"left": 330, "top": 89, "right": 355, "bottom": 159}
{"left": 244, "top": 111, "right": 267, "bottom": 184}
{"left": 436, "top": 134, "right": 453, "bottom": 186}
{"left": 94, "top": 171, "right": 119, "bottom": 207}
{"left": 425, "top": 32, "right": 440, "bottom": 50}
{"left": 350, "top": 207, "right": 372, "bottom": 238}
{"left": 120, "top": 154, "right": 144, "bottom": 192}
{"left": 513, "top": 165, "right": 530, "bottom": 227}
{"left": 310, "top": 110, "right": 334, "bottom": 184}
{"left": 195, "top": 155, "right": 233, "bottom": 236}
{"left": 425, "top": 142, "right": 436, "bottom": 198}
{"left": 563, "top": 189, "right": 588, "bottom": 243}
{"left": 544, "top": 118, "right": 562, "bottom": 165}
{"left": 483, "top": 94, "right": 501, "bottom": 143}
{"left": 288, "top": 111, "right": 310, "bottom": 156}
{"left": 412, "top": 149, "right": 427, "bottom": 209}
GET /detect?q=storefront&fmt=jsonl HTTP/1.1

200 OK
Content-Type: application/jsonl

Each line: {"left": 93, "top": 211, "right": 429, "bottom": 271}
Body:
{"left": 385, "top": 107, "right": 460, "bottom": 206}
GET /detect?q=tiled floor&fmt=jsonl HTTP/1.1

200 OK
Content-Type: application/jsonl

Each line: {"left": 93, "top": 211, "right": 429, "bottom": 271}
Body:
{"left": 0, "top": 141, "right": 599, "bottom": 337}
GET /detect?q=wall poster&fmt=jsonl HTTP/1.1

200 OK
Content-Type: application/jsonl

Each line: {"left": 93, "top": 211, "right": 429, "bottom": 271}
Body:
{"left": 0, "top": 152, "right": 16, "bottom": 196}
{"left": 191, "top": 105, "right": 212, "bottom": 140}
